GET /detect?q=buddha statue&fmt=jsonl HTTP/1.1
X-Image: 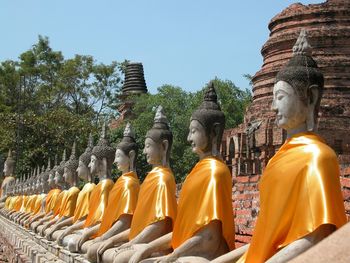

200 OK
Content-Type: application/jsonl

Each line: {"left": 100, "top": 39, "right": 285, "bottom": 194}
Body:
{"left": 0, "top": 150, "right": 16, "bottom": 203}
{"left": 5, "top": 176, "right": 24, "bottom": 218}
{"left": 41, "top": 143, "right": 81, "bottom": 236}
{"left": 84, "top": 123, "right": 140, "bottom": 262}
{"left": 56, "top": 123, "right": 114, "bottom": 252}
{"left": 45, "top": 134, "right": 96, "bottom": 241}
{"left": 31, "top": 156, "right": 63, "bottom": 232}
{"left": 99, "top": 106, "right": 177, "bottom": 263}
{"left": 37, "top": 150, "right": 69, "bottom": 235}
{"left": 212, "top": 29, "right": 347, "bottom": 263}
{"left": 129, "top": 82, "right": 234, "bottom": 263}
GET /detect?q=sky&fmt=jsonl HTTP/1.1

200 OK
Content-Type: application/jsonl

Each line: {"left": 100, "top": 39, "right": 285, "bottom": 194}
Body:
{"left": 1, "top": 0, "right": 323, "bottom": 94}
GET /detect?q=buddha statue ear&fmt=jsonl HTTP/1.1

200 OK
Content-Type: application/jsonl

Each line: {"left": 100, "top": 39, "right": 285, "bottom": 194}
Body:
{"left": 161, "top": 140, "right": 169, "bottom": 166}
{"left": 211, "top": 123, "right": 221, "bottom": 157}
{"left": 306, "top": 84, "right": 320, "bottom": 131}
{"left": 129, "top": 150, "right": 136, "bottom": 172}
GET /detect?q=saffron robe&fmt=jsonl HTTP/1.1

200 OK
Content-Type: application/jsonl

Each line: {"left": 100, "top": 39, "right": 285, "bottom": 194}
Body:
{"left": 72, "top": 182, "right": 96, "bottom": 223}
{"left": 96, "top": 171, "right": 140, "bottom": 237}
{"left": 33, "top": 194, "right": 46, "bottom": 215}
{"left": 58, "top": 186, "right": 80, "bottom": 217}
{"left": 84, "top": 179, "right": 114, "bottom": 228}
{"left": 45, "top": 189, "right": 62, "bottom": 214}
{"left": 129, "top": 166, "right": 177, "bottom": 240}
{"left": 172, "top": 157, "right": 235, "bottom": 250}
{"left": 238, "top": 132, "right": 347, "bottom": 263}
{"left": 52, "top": 190, "right": 66, "bottom": 217}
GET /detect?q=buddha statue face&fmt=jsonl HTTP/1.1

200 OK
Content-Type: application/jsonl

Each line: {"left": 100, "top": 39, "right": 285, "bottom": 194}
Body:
{"left": 48, "top": 172, "right": 56, "bottom": 188}
{"left": 143, "top": 137, "right": 167, "bottom": 166}
{"left": 114, "top": 149, "right": 130, "bottom": 173}
{"left": 89, "top": 155, "right": 100, "bottom": 175}
{"left": 187, "top": 120, "right": 209, "bottom": 156}
{"left": 54, "top": 170, "right": 64, "bottom": 186}
{"left": 63, "top": 165, "right": 78, "bottom": 186}
{"left": 77, "top": 160, "right": 90, "bottom": 181}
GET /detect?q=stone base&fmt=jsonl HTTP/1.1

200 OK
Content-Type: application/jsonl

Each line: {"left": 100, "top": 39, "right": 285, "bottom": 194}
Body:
{"left": 0, "top": 214, "right": 86, "bottom": 263}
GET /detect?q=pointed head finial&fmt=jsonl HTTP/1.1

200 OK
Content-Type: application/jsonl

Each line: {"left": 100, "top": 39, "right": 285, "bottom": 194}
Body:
{"left": 88, "top": 133, "right": 94, "bottom": 149}
{"left": 292, "top": 29, "right": 312, "bottom": 56}
{"left": 46, "top": 158, "right": 51, "bottom": 171}
{"left": 123, "top": 122, "right": 135, "bottom": 139}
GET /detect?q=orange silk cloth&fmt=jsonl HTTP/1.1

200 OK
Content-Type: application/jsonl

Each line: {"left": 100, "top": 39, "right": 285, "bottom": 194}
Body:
{"left": 45, "top": 189, "right": 62, "bottom": 214}
{"left": 72, "top": 182, "right": 96, "bottom": 223}
{"left": 58, "top": 186, "right": 80, "bottom": 217}
{"left": 53, "top": 190, "right": 66, "bottom": 217}
{"left": 33, "top": 194, "right": 46, "bottom": 215}
{"left": 25, "top": 195, "right": 38, "bottom": 213}
{"left": 20, "top": 195, "right": 29, "bottom": 212}
{"left": 129, "top": 166, "right": 177, "bottom": 240}
{"left": 172, "top": 157, "right": 235, "bottom": 250}
{"left": 83, "top": 179, "right": 114, "bottom": 228}
{"left": 96, "top": 172, "right": 140, "bottom": 237}
{"left": 238, "top": 132, "right": 347, "bottom": 263}
{"left": 13, "top": 195, "right": 23, "bottom": 211}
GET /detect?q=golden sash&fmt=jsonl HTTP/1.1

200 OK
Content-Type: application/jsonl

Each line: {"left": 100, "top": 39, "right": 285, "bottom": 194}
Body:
{"left": 53, "top": 190, "right": 66, "bottom": 217}
{"left": 33, "top": 194, "right": 46, "bottom": 215}
{"left": 84, "top": 179, "right": 114, "bottom": 228}
{"left": 45, "top": 189, "right": 62, "bottom": 214}
{"left": 25, "top": 195, "right": 37, "bottom": 213}
{"left": 238, "top": 132, "right": 347, "bottom": 263}
{"left": 129, "top": 166, "right": 177, "bottom": 240}
{"left": 172, "top": 157, "right": 235, "bottom": 250}
{"left": 72, "top": 183, "right": 96, "bottom": 223}
{"left": 13, "top": 195, "right": 23, "bottom": 211}
{"left": 20, "top": 195, "right": 29, "bottom": 212}
{"left": 96, "top": 171, "right": 140, "bottom": 237}
{"left": 58, "top": 186, "right": 80, "bottom": 217}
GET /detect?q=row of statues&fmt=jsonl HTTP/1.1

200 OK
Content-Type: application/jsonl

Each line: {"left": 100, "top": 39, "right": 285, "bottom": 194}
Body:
{"left": 0, "top": 29, "right": 347, "bottom": 263}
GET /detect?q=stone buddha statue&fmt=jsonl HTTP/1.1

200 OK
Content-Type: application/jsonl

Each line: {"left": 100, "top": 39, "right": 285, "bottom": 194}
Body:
{"left": 129, "top": 82, "right": 234, "bottom": 263}
{"left": 212, "top": 29, "right": 347, "bottom": 263}
{"left": 0, "top": 150, "right": 16, "bottom": 203}
{"left": 37, "top": 150, "right": 69, "bottom": 235}
{"left": 41, "top": 143, "right": 81, "bottom": 236}
{"left": 45, "top": 135, "right": 96, "bottom": 241}
{"left": 99, "top": 106, "right": 177, "bottom": 263}
{"left": 31, "top": 156, "right": 63, "bottom": 232}
{"left": 57, "top": 123, "right": 115, "bottom": 252}
{"left": 84, "top": 123, "right": 140, "bottom": 263}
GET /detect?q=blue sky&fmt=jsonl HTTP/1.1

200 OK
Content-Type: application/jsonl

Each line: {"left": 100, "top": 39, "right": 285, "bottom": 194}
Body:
{"left": 1, "top": 0, "right": 322, "bottom": 93}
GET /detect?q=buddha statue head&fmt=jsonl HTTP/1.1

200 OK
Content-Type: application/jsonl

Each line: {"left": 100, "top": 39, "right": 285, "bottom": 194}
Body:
{"left": 189, "top": 82, "right": 225, "bottom": 159}
{"left": 115, "top": 123, "right": 137, "bottom": 173}
{"left": 40, "top": 159, "right": 51, "bottom": 193}
{"left": 78, "top": 133, "right": 94, "bottom": 183}
{"left": 64, "top": 141, "right": 79, "bottom": 186}
{"left": 89, "top": 122, "right": 115, "bottom": 179}
{"left": 3, "top": 149, "right": 15, "bottom": 177}
{"left": 144, "top": 106, "right": 173, "bottom": 167}
{"left": 55, "top": 150, "right": 67, "bottom": 188}
{"left": 273, "top": 29, "right": 324, "bottom": 135}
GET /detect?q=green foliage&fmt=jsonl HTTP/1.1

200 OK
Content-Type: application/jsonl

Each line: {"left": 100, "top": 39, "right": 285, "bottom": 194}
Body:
{"left": 0, "top": 36, "right": 123, "bottom": 175}
{"left": 111, "top": 79, "right": 251, "bottom": 183}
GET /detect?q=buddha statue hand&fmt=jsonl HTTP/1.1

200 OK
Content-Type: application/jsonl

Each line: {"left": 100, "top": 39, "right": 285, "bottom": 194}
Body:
{"left": 77, "top": 232, "right": 90, "bottom": 250}
{"left": 129, "top": 244, "right": 152, "bottom": 263}
{"left": 57, "top": 229, "right": 70, "bottom": 245}
{"left": 96, "top": 238, "right": 116, "bottom": 263}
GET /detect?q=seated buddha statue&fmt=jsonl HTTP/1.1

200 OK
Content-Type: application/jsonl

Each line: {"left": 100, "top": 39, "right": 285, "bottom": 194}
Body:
{"left": 5, "top": 177, "right": 24, "bottom": 218}
{"left": 45, "top": 135, "right": 96, "bottom": 241}
{"left": 211, "top": 29, "right": 347, "bottom": 263}
{"left": 31, "top": 157, "right": 63, "bottom": 232}
{"left": 37, "top": 150, "right": 70, "bottom": 235}
{"left": 0, "top": 150, "right": 16, "bottom": 206}
{"left": 84, "top": 123, "right": 140, "bottom": 262}
{"left": 98, "top": 106, "right": 177, "bottom": 263}
{"left": 129, "top": 82, "right": 234, "bottom": 263}
{"left": 56, "top": 123, "right": 115, "bottom": 252}
{"left": 41, "top": 143, "right": 81, "bottom": 236}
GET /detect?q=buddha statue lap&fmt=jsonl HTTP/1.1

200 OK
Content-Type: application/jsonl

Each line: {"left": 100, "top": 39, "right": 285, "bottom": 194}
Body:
{"left": 84, "top": 123, "right": 140, "bottom": 263}
{"left": 212, "top": 29, "right": 347, "bottom": 263}
{"left": 129, "top": 82, "right": 234, "bottom": 263}
{"left": 99, "top": 106, "right": 177, "bottom": 263}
